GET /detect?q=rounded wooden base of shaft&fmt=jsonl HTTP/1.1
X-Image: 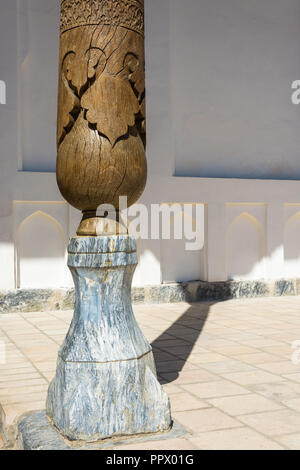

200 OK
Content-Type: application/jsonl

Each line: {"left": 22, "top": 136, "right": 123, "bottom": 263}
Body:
{"left": 76, "top": 211, "right": 128, "bottom": 236}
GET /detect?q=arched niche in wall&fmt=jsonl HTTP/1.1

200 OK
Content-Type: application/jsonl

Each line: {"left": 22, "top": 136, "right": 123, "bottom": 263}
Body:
{"left": 284, "top": 212, "right": 300, "bottom": 278}
{"left": 226, "top": 212, "right": 264, "bottom": 280}
{"left": 16, "top": 210, "right": 67, "bottom": 288}
{"left": 161, "top": 204, "right": 202, "bottom": 283}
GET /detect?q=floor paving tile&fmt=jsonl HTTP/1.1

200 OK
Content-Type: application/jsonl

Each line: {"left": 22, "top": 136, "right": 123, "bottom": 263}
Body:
{"left": 114, "top": 438, "right": 197, "bottom": 451}
{"left": 199, "top": 359, "right": 255, "bottom": 374}
{"left": 249, "top": 381, "right": 300, "bottom": 403}
{"left": 2, "top": 401, "right": 46, "bottom": 427}
{"left": 181, "top": 380, "right": 250, "bottom": 399}
{"left": 282, "top": 373, "right": 300, "bottom": 384}
{"left": 0, "top": 390, "right": 48, "bottom": 406}
{"left": 281, "top": 398, "right": 300, "bottom": 412}
{"left": 208, "top": 393, "right": 283, "bottom": 416}
{"left": 276, "top": 433, "right": 300, "bottom": 450}
{"left": 173, "top": 408, "right": 241, "bottom": 433}
{"left": 161, "top": 369, "right": 220, "bottom": 385}
{"left": 190, "top": 427, "right": 284, "bottom": 450}
{"left": 238, "top": 409, "right": 300, "bottom": 436}
{"left": 222, "top": 370, "right": 284, "bottom": 385}
{"left": 162, "top": 383, "right": 182, "bottom": 395}
{"left": 234, "top": 352, "right": 288, "bottom": 365}
{"left": 0, "top": 371, "right": 41, "bottom": 382}
{"left": 0, "top": 378, "right": 47, "bottom": 389}
{"left": 209, "top": 345, "right": 258, "bottom": 356}
{"left": 169, "top": 392, "right": 209, "bottom": 412}
{"left": 187, "top": 353, "right": 228, "bottom": 364}
{"left": 256, "top": 361, "right": 300, "bottom": 375}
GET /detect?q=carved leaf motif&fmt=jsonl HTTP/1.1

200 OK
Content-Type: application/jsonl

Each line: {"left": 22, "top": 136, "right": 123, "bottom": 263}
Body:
{"left": 87, "top": 48, "right": 106, "bottom": 80}
{"left": 123, "top": 53, "right": 144, "bottom": 101}
{"left": 57, "top": 72, "right": 80, "bottom": 145}
{"left": 81, "top": 74, "right": 140, "bottom": 146}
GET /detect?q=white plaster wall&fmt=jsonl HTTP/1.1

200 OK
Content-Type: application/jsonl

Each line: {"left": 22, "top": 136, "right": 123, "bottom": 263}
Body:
{"left": 1, "top": 0, "right": 300, "bottom": 289}
{"left": 0, "top": 0, "right": 18, "bottom": 288}
{"left": 19, "top": 0, "right": 59, "bottom": 172}
{"left": 169, "top": 0, "right": 300, "bottom": 180}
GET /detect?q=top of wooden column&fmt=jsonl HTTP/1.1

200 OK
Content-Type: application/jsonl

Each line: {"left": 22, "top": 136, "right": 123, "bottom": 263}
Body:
{"left": 60, "top": 0, "right": 144, "bottom": 36}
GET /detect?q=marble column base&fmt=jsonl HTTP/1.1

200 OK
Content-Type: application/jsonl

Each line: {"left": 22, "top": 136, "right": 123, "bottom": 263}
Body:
{"left": 17, "top": 412, "right": 187, "bottom": 450}
{"left": 46, "top": 236, "right": 171, "bottom": 442}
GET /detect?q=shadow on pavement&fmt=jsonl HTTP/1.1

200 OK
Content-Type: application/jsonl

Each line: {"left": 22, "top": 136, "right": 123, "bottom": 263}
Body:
{"left": 151, "top": 301, "right": 214, "bottom": 384}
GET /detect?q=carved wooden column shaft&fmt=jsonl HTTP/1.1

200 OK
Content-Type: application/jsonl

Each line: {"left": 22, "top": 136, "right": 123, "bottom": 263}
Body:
{"left": 57, "top": 0, "right": 147, "bottom": 235}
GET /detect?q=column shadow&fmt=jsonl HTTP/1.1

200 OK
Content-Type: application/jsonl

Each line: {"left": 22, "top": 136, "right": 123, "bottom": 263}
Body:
{"left": 151, "top": 302, "right": 215, "bottom": 384}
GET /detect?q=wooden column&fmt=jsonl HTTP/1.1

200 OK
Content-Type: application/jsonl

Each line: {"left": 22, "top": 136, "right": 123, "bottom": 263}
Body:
{"left": 56, "top": 0, "right": 147, "bottom": 235}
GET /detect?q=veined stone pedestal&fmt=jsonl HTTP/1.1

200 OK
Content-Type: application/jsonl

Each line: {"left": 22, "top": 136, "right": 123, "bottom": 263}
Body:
{"left": 46, "top": 235, "right": 171, "bottom": 442}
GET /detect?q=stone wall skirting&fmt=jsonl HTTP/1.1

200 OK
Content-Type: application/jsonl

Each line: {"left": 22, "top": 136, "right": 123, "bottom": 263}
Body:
{"left": 1, "top": 279, "right": 300, "bottom": 313}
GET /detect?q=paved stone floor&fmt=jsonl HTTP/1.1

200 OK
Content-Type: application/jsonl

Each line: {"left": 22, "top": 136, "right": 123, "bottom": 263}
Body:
{"left": 1, "top": 297, "right": 300, "bottom": 450}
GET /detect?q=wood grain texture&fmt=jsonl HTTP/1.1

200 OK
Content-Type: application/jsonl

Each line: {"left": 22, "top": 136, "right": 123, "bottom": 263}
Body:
{"left": 56, "top": 1, "right": 146, "bottom": 234}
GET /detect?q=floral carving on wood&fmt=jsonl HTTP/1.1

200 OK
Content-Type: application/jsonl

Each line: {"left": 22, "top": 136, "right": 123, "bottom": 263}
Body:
{"left": 56, "top": 1, "right": 146, "bottom": 233}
